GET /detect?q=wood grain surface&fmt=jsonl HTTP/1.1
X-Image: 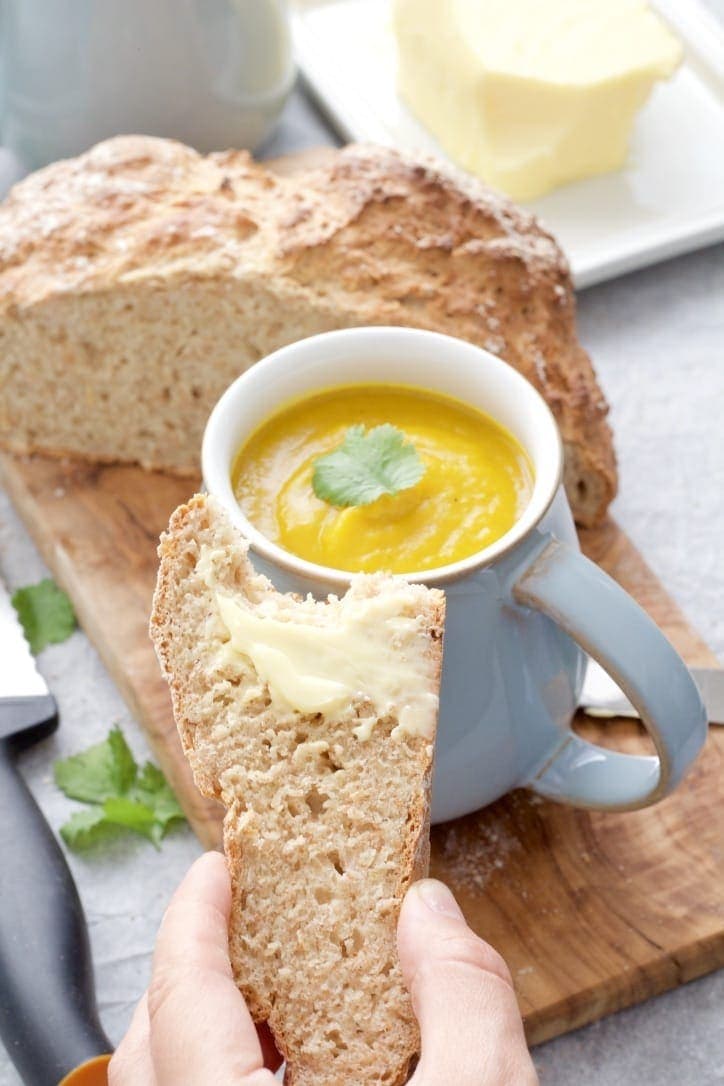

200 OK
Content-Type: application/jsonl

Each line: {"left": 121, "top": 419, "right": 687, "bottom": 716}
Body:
{"left": 1, "top": 449, "right": 721, "bottom": 1046}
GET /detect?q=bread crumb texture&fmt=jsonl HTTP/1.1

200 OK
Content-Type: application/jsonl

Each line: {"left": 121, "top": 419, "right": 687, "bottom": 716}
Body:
{"left": 0, "top": 135, "right": 615, "bottom": 525}
{"left": 150, "top": 494, "right": 445, "bottom": 1085}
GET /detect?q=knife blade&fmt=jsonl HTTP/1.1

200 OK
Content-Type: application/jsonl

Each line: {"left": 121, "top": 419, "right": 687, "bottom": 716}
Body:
{"left": 0, "top": 585, "right": 48, "bottom": 700}
{"left": 0, "top": 577, "right": 112, "bottom": 1085}
{"left": 581, "top": 659, "right": 724, "bottom": 726}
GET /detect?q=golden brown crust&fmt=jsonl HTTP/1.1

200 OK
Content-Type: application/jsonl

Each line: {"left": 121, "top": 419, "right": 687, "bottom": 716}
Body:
{"left": 0, "top": 137, "right": 271, "bottom": 306}
{"left": 0, "top": 136, "right": 615, "bottom": 524}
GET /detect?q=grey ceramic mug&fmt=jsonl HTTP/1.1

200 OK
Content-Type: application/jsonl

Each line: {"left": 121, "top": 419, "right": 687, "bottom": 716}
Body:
{"left": 202, "top": 327, "right": 707, "bottom": 824}
{"left": 0, "top": 0, "right": 294, "bottom": 171}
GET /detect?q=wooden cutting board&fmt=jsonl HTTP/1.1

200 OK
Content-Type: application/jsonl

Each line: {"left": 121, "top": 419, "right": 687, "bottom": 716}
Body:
{"left": 2, "top": 450, "right": 722, "bottom": 1047}
{"left": 1, "top": 148, "right": 721, "bottom": 1048}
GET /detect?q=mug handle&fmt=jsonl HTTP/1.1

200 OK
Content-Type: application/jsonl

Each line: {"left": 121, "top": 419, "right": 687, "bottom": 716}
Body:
{"left": 509, "top": 532, "right": 707, "bottom": 811}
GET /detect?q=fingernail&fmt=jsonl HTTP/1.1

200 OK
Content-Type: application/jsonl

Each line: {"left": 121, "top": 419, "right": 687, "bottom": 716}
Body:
{"left": 413, "top": 878, "right": 464, "bottom": 919}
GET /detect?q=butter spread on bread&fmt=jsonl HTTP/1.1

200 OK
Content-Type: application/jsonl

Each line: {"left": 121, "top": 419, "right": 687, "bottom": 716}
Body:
{"left": 0, "top": 136, "right": 616, "bottom": 525}
{"left": 198, "top": 542, "right": 439, "bottom": 739}
{"left": 150, "top": 494, "right": 444, "bottom": 1086}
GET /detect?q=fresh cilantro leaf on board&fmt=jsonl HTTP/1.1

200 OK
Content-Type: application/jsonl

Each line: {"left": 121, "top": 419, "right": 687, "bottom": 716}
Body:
{"left": 134, "top": 762, "right": 185, "bottom": 830}
{"left": 54, "top": 726, "right": 186, "bottom": 851}
{"left": 54, "top": 725, "right": 136, "bottom": 803}
{"left": 312, "top": 424, "right": 426, "bottom": 508}
{"left": 11, "top": 578, "right": 76, "bottom": 654}
{"left": 60, "top": 808, "right": 119, "bottom": 850}
{"left": 101, "top": 797, "right": 164, "bottom": 847}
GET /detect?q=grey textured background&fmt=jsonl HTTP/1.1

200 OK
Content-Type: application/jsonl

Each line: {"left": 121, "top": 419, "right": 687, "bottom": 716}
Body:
{"left": 1, "top": 6, "right": 723, "bottom": 1083}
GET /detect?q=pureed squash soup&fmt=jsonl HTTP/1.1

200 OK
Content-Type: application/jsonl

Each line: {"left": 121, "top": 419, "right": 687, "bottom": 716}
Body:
{"left": 232, "top": 384, "right": 534, "bottom": 574}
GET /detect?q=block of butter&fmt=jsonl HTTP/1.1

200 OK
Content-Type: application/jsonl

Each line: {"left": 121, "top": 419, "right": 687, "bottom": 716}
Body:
{"left": 393, "top": 0, "right": 682, "bottom": 200}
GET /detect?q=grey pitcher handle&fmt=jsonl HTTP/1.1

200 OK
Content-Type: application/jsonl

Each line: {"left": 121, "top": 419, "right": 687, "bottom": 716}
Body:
{"left": 511, "top": 532, "right": 707, "bottom": 810}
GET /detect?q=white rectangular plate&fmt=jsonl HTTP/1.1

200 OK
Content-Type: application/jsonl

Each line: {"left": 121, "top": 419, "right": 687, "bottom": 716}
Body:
{"left": 292, "top": 0, "right": 724, "bottom": 288}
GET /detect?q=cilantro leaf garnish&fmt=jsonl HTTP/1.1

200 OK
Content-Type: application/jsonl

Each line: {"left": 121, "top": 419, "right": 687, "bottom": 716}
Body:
{"left": 54, "top": 726, "right": 185, "bottom": 850}
{"left": 312, "top": 425, "right": 426, "bottom": 508}
{"left": 12, "top": 578, "right": 76, "bottom": 654}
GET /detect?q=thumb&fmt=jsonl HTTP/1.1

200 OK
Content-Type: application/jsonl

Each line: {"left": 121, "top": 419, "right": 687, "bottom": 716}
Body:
{"left": 398, "top": 879, "right": 538, "bottom": 1086}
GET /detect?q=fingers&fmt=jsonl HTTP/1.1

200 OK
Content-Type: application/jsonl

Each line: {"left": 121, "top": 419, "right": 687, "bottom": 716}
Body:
{"left": 398, "top": 879, "right": 538, "bottom": 1086}
{"left": 147, "top": 851, "right": 277, "bottom": 1086}
{"left": 108, "top": 994, "right": 156, "bottom": 1086}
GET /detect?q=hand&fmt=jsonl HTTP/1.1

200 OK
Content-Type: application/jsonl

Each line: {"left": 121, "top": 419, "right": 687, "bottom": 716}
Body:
{"left": 110, "top": 855, "right": 537, "bottom": 1085}
{"left": 399, "top": 878, "right": 538, "bottom": 1085}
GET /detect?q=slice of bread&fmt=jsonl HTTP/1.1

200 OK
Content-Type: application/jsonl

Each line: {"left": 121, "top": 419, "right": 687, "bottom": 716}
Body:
{"left": 150, "top": 495, "right": 445, "bottom": 1085}
{"left": 0, "top": 136, "right": 615, "bottom": 526}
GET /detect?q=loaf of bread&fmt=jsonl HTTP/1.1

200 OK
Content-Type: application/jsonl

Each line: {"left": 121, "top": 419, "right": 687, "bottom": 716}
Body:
{"left": 150, "top": 494, "right": 445, "bottom": 1085}
{"left": 0, "top": 135, "right": 615, "bottom": 525}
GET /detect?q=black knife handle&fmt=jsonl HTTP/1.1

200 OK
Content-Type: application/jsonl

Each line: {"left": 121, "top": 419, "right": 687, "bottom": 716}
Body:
{"left": 0, "top": 735, "right": 112, "bottom": 1085}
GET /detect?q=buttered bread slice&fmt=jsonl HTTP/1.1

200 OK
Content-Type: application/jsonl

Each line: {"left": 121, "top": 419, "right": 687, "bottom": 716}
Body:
{"left": 150, "top": 494, "right": 445, "bottom": 1086}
